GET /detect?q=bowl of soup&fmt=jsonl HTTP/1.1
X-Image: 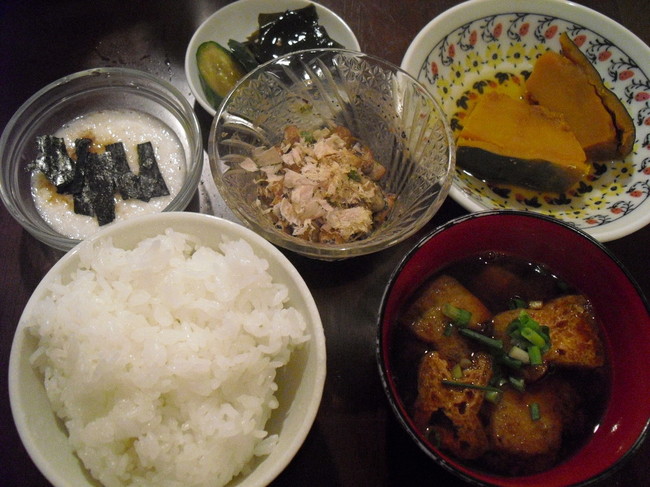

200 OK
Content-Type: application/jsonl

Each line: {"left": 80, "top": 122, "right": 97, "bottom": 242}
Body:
{"left": 377, "top": 210, "right": 650, "bottom": 486}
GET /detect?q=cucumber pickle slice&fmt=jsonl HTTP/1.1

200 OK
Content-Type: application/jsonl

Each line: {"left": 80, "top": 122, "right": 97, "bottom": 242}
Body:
{"left": 196, "top": 41, "right": 246, "bottom": 109}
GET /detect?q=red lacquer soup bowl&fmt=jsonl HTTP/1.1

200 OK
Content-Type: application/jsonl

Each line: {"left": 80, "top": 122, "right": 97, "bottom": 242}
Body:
{"left": 377, "top": 210, "right": 650, "bottom": 486}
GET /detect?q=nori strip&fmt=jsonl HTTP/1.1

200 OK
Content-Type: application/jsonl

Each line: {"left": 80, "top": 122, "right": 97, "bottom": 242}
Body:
{"left": 60, "top": 138, "right": 92, "bottom": 195}
{"left": 30, "top": 135, "right": 169, "bottom": 226}
{"left": 73, "top": 185, "right": 94, "bottom": 217}
{"left": 86, "top": 151, "right": 116, "bottom": 225}
{"left": 30, "top": 135, "right": 75, "bottom": 190}
{"left": 136, "top": 142, "right": 169, "bottom": 202}
{"left": 105, "top": 142, "right": 141, "bottom": 200}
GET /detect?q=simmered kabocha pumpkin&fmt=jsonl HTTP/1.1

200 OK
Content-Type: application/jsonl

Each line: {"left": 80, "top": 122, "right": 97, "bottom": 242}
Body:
{"left": 557, "top": 32, "right": 635, "bottom": 158}
{"left": 526, "top": 33, "right": 635, "bottom": 160}
{"left": 456, "top": 93, "right": 589, "bottom": 193}
{"left": 525, "top": 51, "right": 617, "bottom": 160}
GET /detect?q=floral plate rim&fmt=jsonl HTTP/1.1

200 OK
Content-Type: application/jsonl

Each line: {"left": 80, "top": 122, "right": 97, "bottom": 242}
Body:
{"left": 402, "top": 0, "right": 650, "bottom": 241}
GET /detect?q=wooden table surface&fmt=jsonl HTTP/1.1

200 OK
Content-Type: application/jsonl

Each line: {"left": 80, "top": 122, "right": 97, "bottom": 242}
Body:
{"left": 1, "top": 1, "right": 648, "bottom": 485}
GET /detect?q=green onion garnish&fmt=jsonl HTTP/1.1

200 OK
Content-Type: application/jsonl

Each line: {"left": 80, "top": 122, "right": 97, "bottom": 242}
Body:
{"left": 458, "top": 328, "right": 503, "bottom": 350}
{"left": 485, "top": 390, "right": 502, "bottom": 404}
{"left": 506, "top": 310, "right": 551, "bottom": 356}
{"left": 528, "top": 345, "right": 543, "bottom": 366}
{"left": 347, "top": 169, "right": 361, "bottom": 182}
{"left": 495, "top": 353, "right": 523, "bottom": 370}
{"left": 508, "top": 345, "right": 530, "bottom": 364}
{"left": 530, "top": 402, "right": 541, "bottom": 421}
{"left": 442, "top": 303, "right": 472, "bottom": 326}
{"left": 451, "top": 363, "right": 464, "bottom": 379}
{"left": 509, "top": 376, "right": 526, "bottom": 392}
{"left": 509, "top": 297, "right": 527, "bottom": 309}
{"left": 520, "top": 327, "right": 547, "bottom": 348}
{"left": 300, "top": 131, "right": 315, "bottom": 143}
{"left": 443, "top": 322, "right": 454, "bottom": 337}
{"left": 441, "top": 380, "right": 502, "bottom": 393}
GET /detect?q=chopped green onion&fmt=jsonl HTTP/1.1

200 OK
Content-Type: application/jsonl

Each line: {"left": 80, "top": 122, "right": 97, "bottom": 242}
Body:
{"left": 441, "top": 380, "right": 502, "bottom": 393}
{"left": 300, "top": 131, "right": 315, "bottom": 143}
{"left": 540, "top": 326, "right": 552, "bottom": 351}
{"left": 442, "top": 303, "right": 472, "bottom": 326}
{"left": 509, "top": 297, "right": 527, "bottom": 309}
{"left": 517, "top": 310, "right": 540, "bottom": 330}
{"left": 451, "top": 363, "right": 464, "bottom": 379}
{"left": 495, "top": 353, "right": 523, "bottom": 370}
{"left": 459, "top": 358, "right": 472, "bottom": 369}
{"left": 443, "top": 322, "right": 454, "bottom": 337}
{"left": 509, "top": 376, "right": 526, "bottom": 392}
{"left": 530, "top": 402, "right": 541, "bottom": 421}
{"left": 528, "top": 300, "right": 544, "bottom": 309}
{"left": 506, "top": 320, "right": 521, "bottom": 335}
{"left": 508, "top": 346, "right": 530, "bottom": 364}
{"left": 458, "top": 328, "right": 503, "bottom": 350}
{"left": 347, "top": 169, "right": 361, "bottom": 182}
{"left": 528, "top": 345, "right": 543, "bottom": 366}
{"left": 520, "top": 327, "right": 547, "bottom": 348}
{"left": 485, "top": 390, "right": 502, "bottom": 404}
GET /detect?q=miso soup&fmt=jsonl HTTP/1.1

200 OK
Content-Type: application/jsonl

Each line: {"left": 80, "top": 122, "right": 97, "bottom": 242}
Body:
{"left": 390, "top": 251, "right": 608, "bottom": 476}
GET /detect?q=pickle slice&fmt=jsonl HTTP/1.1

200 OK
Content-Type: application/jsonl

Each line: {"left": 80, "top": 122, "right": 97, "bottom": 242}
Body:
{"left": 196, "top": 41, "right": 246, "bottom": 109}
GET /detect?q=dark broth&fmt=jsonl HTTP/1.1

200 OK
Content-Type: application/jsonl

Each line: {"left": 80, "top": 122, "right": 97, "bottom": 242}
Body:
{"left": 389, "top": 251, "right": 609, "bottom": 476}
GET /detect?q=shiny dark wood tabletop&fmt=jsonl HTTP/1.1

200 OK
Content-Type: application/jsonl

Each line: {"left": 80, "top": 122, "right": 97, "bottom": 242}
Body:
{"left": 1, "top": 1, "right": 648, "bottom": 485}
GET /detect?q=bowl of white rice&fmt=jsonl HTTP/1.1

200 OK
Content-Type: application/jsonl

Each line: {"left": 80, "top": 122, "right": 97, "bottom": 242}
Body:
{"left": 8, "top": 211, "right": 326, "bottom": 487}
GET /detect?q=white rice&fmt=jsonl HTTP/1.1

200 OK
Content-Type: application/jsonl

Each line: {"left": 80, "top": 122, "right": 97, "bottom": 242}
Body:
{"left": 27, "top": 229, "right": 309, "bottom": 487}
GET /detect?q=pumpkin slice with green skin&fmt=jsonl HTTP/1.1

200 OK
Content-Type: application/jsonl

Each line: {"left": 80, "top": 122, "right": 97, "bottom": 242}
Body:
{"left": 526, "top": 33, "right": 635, "bottom": 160}
{"left": 525, "top": 50, "right": 617, "bottom": 161}
{"left": 557, "top": 32, "right": 635, "bottom": 158}
{"left": 456, "top": 92, "right": 589, "bottom": 194}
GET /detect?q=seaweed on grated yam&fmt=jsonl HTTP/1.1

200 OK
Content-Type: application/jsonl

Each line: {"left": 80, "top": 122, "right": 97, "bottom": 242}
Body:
{"left": 30, "top": 134, "right": 169, "bottom": 226}
{"left": 30, "top": 135, "right": 76, "bottom": 190}
{"left": 136, "top": 142, "right": 169, "bottom": 202}
{"left": 86, "top": 151, "right": 116, "bottom": 225}
{"left": 59, "top": 138, "right": 92, "bottom": 195}
{"left": 73, "top": 185, "right": 94, "bottom": 217}
{"left": 105, "top": 142, "right": 142, "bottom": 200}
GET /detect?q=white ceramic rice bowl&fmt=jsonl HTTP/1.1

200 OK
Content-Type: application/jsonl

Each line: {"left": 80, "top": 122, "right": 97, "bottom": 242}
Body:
{"left": 8, "top": 211, "right": 326, "bottom": 487}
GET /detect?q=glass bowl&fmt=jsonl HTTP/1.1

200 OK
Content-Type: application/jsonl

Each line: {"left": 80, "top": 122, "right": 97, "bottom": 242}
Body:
{"left": 0, "top": 67, "right": 203, "bottom": 252}
{"left": 208, "top": 49, "right": 455, "bottom": 260}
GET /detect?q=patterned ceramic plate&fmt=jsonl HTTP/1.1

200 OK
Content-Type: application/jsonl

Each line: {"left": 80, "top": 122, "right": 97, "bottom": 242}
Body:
{"left": 402, "top": 0, "right": 650, "bottom": 241}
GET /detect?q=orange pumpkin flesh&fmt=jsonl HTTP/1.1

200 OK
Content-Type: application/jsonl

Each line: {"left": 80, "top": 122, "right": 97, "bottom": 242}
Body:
{"left": 525, "top": 50, "right": 618, "bottom": 160}
{"left": 557, "top": 32, "right": 635, "bottom": 158}
{"left": 457, "top": 93, "right": 589, "bottom": 193}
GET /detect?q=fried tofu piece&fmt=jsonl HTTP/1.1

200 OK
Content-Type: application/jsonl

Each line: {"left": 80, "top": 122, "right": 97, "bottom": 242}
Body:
{"left": 492, "top": 295, "right": 605, "bottom": 369}
{"left": 403, "top": 275, "right": 492, "bottom": 362}
{"left": 484, "top": 378, "right": 580, "bottom": 474}
{"left": 414, "top": 351, "right": 493, "bottom": 459}
{"left": 469, "top": 264, "right": 558, "bottom": 311}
